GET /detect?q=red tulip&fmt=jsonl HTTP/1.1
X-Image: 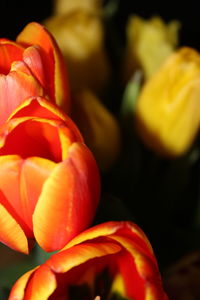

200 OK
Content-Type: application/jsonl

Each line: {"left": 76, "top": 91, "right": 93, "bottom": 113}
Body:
{"left": 0, "top": 22, "right": 70, "bottom": 126}
{"left": 0, "top": 97, "right": 100, "bottom": 254}
{"left": 8, "top": 221, "right": 168, "bottom": 300}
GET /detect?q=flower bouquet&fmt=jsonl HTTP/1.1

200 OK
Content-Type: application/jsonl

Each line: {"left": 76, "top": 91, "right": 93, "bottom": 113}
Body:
{"left": 0, "top": 1, "right": 200, "bottom": 299}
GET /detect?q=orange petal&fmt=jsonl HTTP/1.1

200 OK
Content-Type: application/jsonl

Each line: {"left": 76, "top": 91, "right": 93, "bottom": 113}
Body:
{"left": 0, "top": 112, "right": 82, "bottom": 165}
{"left": 8, "top": 97, "right": 83, "bottom": 142}
{"left": 63, "top": 221, "right": 125, "bottom": 250}
{"left": 110, "top": 233, "right": 164, "bottom": 299}
{"left": 0, "top": 202, "right": 29, "bottom": 254}
{"left": 23, "top": 45, "right": 46, "bottom": 90}
{"left": 33, "top": 143, "right": 100, "bottom": 252}
{"left": 0, "top": 117, "right": 63, "bottom": 162}
{"left": 22, "top": 265, "right": 57, "bottom": 300}
{"left": 0, "top": 64, "right": 44, "bottom": 125}
{"left": 0, "top": 155, "right": 55, "bottom": 235}
{"left": 17, "top": 22, "right": 70, "bottom": 113}
{"left": 8, "top": 268, "right": 37, "bottom": 300}
{"left": 0, "top": 39, "right": 24, "bottom": 74}
{"left": 46, "top": 242, "right": 121, "bottom": 273}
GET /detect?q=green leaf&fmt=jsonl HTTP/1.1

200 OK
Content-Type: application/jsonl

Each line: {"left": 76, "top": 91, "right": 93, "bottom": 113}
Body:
{"left": 120, "top": 70, "right": 142, "bottom": 122}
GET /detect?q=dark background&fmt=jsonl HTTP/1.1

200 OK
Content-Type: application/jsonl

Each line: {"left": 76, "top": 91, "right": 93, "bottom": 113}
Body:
{"left": 1, "top": 0, "right": 200, "bottom": 49}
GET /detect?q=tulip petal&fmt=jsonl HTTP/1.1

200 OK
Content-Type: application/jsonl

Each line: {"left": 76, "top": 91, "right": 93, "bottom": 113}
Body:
{"left": 0, "top": 155, "right": 55, "bottom": 235}
{"left": 47, "top": 242, "right": 121, "bottom": 273}
{"left": 116, "top": 251, "right": 145, "bottom": 300}
{"left": 63, "top": 221, "right": 123, "bottom": 250}
{"left": 17, "top": 22, "right": 70, "bottom": 113}
{"left": 63, "top": 221, "right": 143, "bottom": 250}
{"left": 0, "top": 118, "right": 63, "bottom": 162}
{"left": 23, "top": 45, "right": 46, "bottom": 91}
{"left": 145, "top": 284, "right": 169, "bottom": 300}
{"left": 8, "top": 97, "right": 83, "bottom": 142}
{"left": 0, "top": 202, "right": 29, "bottom": 254}
{"left": 33, "top": 143, "right": 100, "bottom": 252}
{"left": 111, "top": 235, "right": 164, "bottom": 300}
{"left": 8, "top": 268, "right": 37, "bottom": 300}
{"left": 0, "top": 40, "right": 24, "bottom": 74}
{"left": 22, "top": 265, "right": 57, "bottom": 300}
{"left": 0, "top": 64, "right": 44, "bottom": 125}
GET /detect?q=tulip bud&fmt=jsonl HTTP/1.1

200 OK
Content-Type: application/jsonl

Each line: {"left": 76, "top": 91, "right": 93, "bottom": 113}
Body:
{"left": 135, "top": 47, "right": 200, "bottom": 157}
{"left": 123, "top": 15, "right": 180, "bottom": 81}
{"left": 72, "top": 89, "right": 121, "bottom": 171}
{"left": 44, "top": 10, "right": 110, "bottom": 93}
{"left": 53, "top": 0, "right": 102, "bottom": 15}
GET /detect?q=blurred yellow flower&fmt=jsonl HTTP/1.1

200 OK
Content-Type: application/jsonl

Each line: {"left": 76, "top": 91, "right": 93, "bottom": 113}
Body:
{"left": 135, "top": 47, "right": 200, "bottom": 157}
{"left": 124, "top": 15, "right": 180, "bottom": 81}
{"left": 72, "top": 89, "right": 121, "bottom": 170}
{"left": 53, "top": 0, "right": 102, "bottom": 15}
{"left": 44, "top": 9, "right": 110, "bottom": 93}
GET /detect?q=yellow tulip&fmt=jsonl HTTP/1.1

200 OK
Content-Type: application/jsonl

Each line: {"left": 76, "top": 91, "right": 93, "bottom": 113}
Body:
{"left": 72, "top": 89, "right": 121, "bottom": 170}
{"left": 44, "top": 9, "right": 110, "bottom": 93}
{"left": 124, "top": 15, "right": 180, "bottom": 81}
{"left": 53, "top": 0, "right": 102, "bottom": 16}
{"left": 135, "top": 47, "right": 200, "bottom": 157}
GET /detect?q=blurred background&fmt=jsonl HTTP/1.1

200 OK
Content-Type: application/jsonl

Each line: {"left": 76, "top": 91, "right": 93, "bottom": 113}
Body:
{"left": 1, "top": 0, "right": 200, "bottom": 47}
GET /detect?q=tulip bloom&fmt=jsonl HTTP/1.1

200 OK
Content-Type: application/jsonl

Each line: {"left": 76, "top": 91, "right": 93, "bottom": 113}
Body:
{"left": 8, "top": 221, "right": 168, "bottom": 300}
{"left": 72, "top": 90, "right": 121, "bottom": 171}
{"left": 0, "top": 97, "right": 100, "bottom": 254}
{"left": 123, "top": 16, "right": 179, "bottom": 81}
{"left": 0, "top": 22, "right": 70, "bottom": 126}
{"left": 135, "top": 47, "right": 200, "bottom": 156}
{"left": 53, "top": 0, "right": 101, "bottom": 15}
{"left": 44, "top": 9, "right": 110, "bottom": 93}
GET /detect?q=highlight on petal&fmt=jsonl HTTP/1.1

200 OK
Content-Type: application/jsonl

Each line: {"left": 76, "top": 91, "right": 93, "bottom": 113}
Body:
{"left": 47, "top": 242, "right": 121, "bottom": 273}
{"left": 63, "top": 221, "right": 123, "bottom": 250}
{"left": 21, "top": 265, "right": 57, "bottom": 300}
{"left": 16, "top": 22, "right": 70, "bottom": 113}
{"left": 0, "top": 202, "right": 29, "bottom": 254}
{"left": 33, "top": 142, "right": 100, "bottom": 252}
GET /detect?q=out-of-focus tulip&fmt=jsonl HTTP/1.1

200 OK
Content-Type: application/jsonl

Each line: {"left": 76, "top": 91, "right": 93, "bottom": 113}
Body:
{"left": 72, "top": 90, "right": 121, "bottom": 171}
{"left": 8, "top": 221, "right": 169, "bottom": 300}
{"left": 53, "top": 0, "right": 102, "bottom": 15}
{"left": 0, "top": 22, "right": 70, "bottom": 125}
{"left": 123, "top": 16, "right": 180, "bottom": 81}
{"left": 135, "top": 47, "right": 200, "bottom": 157}
{"left": 44, "top": 9, "right": 110, "bottom": 93}
{"left": 0, "top": 97, "right": 100, "bottom": 254}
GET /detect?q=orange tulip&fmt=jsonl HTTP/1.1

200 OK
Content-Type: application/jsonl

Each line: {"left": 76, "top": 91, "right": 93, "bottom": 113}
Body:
{"left": 0, "top": 97, "right": 100, "bottom": 254}
{"left": 9, "top": 221, "right": 168, "bottom": 300}
{"left": 0, "top": 22, "right": 70, "bottom": 126}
